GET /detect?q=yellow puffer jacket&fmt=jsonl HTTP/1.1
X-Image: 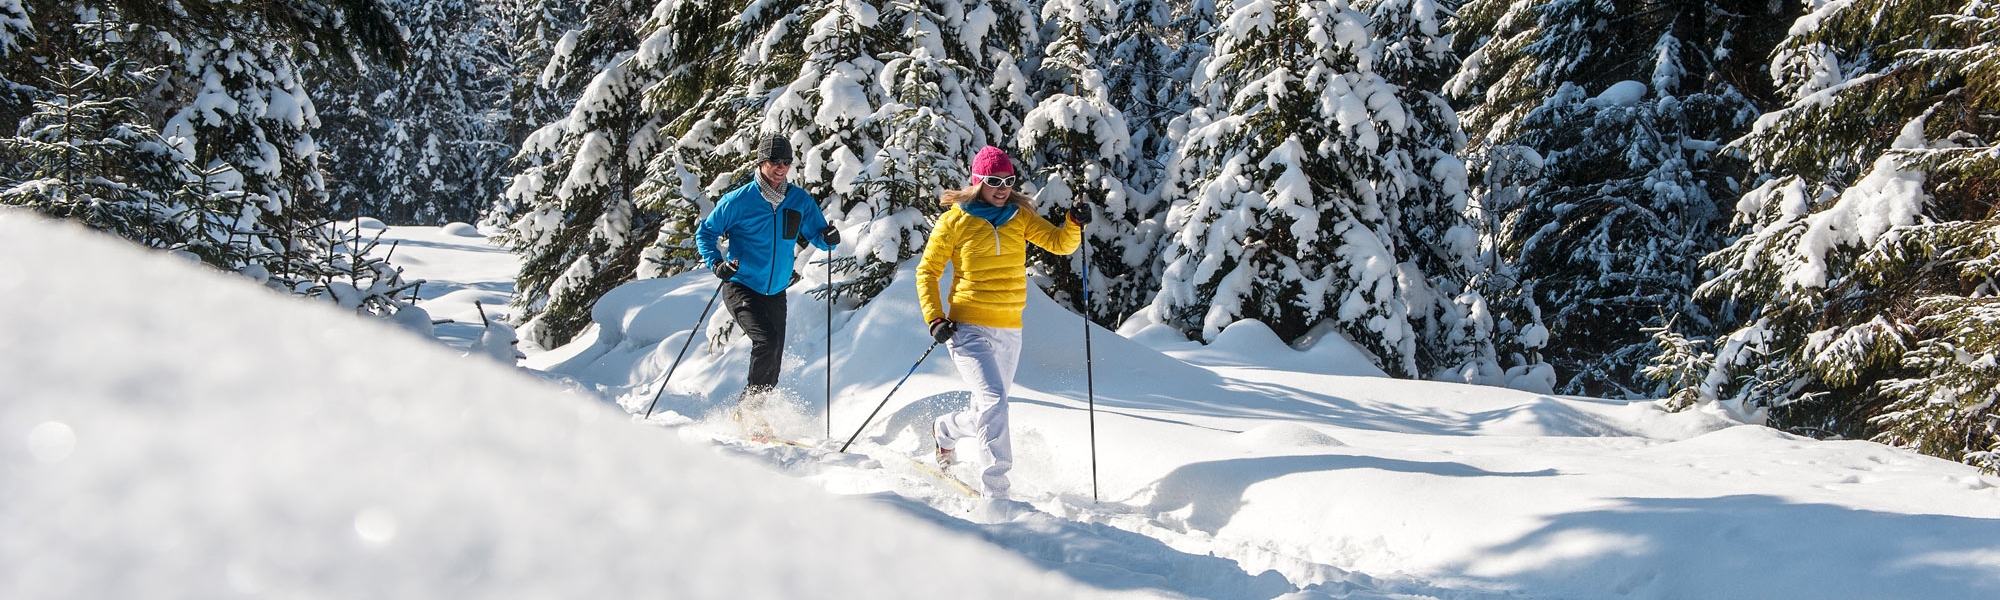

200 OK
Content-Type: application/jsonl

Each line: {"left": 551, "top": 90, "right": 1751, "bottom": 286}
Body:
{"left": 917, "top": 202, "right": 1081, "bottom": 329}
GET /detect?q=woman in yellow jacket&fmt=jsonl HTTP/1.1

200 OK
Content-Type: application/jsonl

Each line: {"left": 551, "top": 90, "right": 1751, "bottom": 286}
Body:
{"left": 917, "top": 146, "right": 1087, "bottom": 500}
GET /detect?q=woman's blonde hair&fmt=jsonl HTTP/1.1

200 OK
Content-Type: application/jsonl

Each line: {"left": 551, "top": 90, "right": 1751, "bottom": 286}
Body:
{"left": 940, "top": 183, "right": 1037, "bottom": 211}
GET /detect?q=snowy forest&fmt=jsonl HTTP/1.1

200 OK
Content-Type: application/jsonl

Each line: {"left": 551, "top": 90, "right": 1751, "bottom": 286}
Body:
{"left": 2, "top": 0, "right": 1996, "bottom": 473}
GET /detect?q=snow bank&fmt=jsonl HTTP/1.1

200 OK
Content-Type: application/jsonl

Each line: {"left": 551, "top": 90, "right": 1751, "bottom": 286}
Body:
{"left": 0, "top": 213, "right": 1088, "bottom": 599}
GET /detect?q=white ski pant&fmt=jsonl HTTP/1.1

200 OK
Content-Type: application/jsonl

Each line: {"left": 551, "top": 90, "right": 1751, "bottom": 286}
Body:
{"left": 934, "top": 323, "right": 1023, "bottom": 499}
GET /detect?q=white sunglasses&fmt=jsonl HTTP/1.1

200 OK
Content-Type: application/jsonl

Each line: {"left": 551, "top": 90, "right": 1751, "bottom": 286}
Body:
{"left": 973, "top": 174, "right": 1019, "bottom": 188}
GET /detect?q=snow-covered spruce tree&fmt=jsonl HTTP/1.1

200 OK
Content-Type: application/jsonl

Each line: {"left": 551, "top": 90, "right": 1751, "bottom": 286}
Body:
{"left": 1033, "top": 0, "right": 1181, "bottom": 328}
{"left": 848, "top": 13, "right": 981, "bottom": 303}
{"left": 1165, "top": 0, "right": 1220, "bottom": 88}
{"left": 485, "top": 0, "right": 589, "bottom": 227}
{"left": 501, "top": 0, "right": 591, "bottom": 143}
{"left": 1020, "top": 0, "right": 1139, "bottom": 326}
{"left": 630, "top": 0, "right": 759, "bottom": 282}
{"left": 1, "top": 46, "right": 187, "bottom": 249}
{"left": 1689, "top": 0, "right": 2000, "bottom": 470}
{"left": 1365, "top": 0, "right": 1494, "bottom": 382}
{"left": 1104, "top": 0, "right": 1181, "bottom": 194}
{"left": 0, "top": 1, "right": 423, "bottom": 318}
{"left": 811, "top": 0, "right": 1036, "bottom": 306}
{"left": 498, "top": 0, "right": 674, "bottom": 348}
{"left": 1638, "top": 312, "right": 1709, "bottom": 409}
{"left": 0, "top": 0, "right": 29, "bottom": 113}
{"left": 1128, "top": 0, "right": 1218, "bottom": 319}
{"left": 165, "top": 35, "right": 343, "bottom": 289}
{"left": 1145, "top": 0, "right": 1477, "bottom": 378}
{"left": 955, "top": 0, "right": 1039, "bottom": 152}
{"left": 149, "top": 1, "right": 414, "bottom": 303}
{"left": 316, "top": 0, "right": 514, "bottom": 225}
{"left": 0, "top": 12, "right": 233, "bottom": 269}
{"left": 1444, "top": 0, "right": 1782, "bottom": 395}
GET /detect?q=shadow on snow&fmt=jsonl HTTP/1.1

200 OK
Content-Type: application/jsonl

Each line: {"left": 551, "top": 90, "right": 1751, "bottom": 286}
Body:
{"left": 1457, "top": 494, "right": 2000, "bottom": 598}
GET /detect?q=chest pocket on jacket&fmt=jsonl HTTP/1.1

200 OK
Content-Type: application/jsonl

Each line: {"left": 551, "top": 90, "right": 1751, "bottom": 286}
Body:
{"left": 782, "top": 209, "right": 802, "bottom": 240}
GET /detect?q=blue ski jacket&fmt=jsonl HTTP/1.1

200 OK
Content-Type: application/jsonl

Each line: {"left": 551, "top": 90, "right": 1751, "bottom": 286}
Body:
{"left": 695, "top": 180, "right": 835, "bottom": 296}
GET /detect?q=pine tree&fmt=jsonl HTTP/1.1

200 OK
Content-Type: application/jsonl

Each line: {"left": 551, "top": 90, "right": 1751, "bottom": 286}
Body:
{"left": 1639, "top": 312, "right": 1710, "bottom": 410}
{"left": 316, "top": 0, "right": 514, "bottom": 225}
{"left": 838, "top": 0, "right": 1034, "bottom": 303}
{"left": 854, "top": 37, "right": 980, "bottom": 300}
{"left": 1445, "top": 0, "right": 1783, "bottom": 395}
{"left": 1691, "top": 0, "right": 2000, "bottom": 470}
{"left": 2, "top": 53, "right": 186, "bottom": 249}
{"left": 484, "top": 0, "right": 588, "bottom": 227}
{"left": 495, "top": 0, "right": 670, "bottom": 348}
{"left": 1104, "top": 0, "right": 1180, "bottom": 194}
{"left": 632, "top": 0, "right": 759, "bottom": 282}
{"left": 0, "top": 1, "right": 425, "bottom": 320}
{"left": 1145, "top": 0, "right": 1475, "bottom": 378}
{"left": 0, "top": 0, "right": 27, "bottom": 59}
{"left": 1020, "top": 0, "right": 1138, "bottom": 326}
{"left": 1070, "top": 0, "right": 1187, "bottom": 329}
{"left": 952, "top": 0, "right": 1040, "bottom": 152}
{"left": 1367, "top": 0, "right": 1494, "bottom": 382}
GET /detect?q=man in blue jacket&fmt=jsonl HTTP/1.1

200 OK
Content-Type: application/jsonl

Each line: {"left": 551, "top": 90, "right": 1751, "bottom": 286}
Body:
{"left": 695, "top": 136, "right": 840, "bottom": 422}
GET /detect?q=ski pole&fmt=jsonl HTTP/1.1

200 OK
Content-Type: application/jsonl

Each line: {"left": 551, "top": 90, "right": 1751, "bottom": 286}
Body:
{"left": 642, "top": 279, "right": 726, "bottom": 420}
{"left": 1082, "top": 232, "right": 1099, "bottom": 503}
{"left": 838, "top": 339, "right": 943, "bottom": 453}
{"left": 826, "top": 254, "right": 834, "bottom": 439}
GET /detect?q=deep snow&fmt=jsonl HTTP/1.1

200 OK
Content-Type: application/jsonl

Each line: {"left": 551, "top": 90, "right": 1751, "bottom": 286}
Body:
{"left": 1, "top": 214, "right": 1093, "bottom": 599}
{"left": 8, "top": 215, "right": 2000, "bottom": 599}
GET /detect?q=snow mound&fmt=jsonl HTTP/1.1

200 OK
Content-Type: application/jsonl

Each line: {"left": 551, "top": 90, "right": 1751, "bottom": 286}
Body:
{"left": 440, "top": 221, "right": 482, "bottom": 237}
{"left": 0, "top": 213, "right": 1086, "bottom": 599}
{"left": 354, "top": 216, "right": 387, "bottom": 229}
{"left": 1663, "top": 424, "right": 1808, "bottom": 450}
{"left": 1162, "top": 319, "right": 1389, "bottom": 377}
{"left": 1471, "top": 396, "right": 1630, "bottom": 437}
{"left": 1121, "top": 320, "right": 1200, "bottom": 351}
{"left": 1235, "top": 423, "right": 1346, "bottom": 448}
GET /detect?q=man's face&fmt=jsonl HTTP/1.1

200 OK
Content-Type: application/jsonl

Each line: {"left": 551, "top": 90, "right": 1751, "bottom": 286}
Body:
{"left": 760, "top": 160, "right": 791, "bottom": 185}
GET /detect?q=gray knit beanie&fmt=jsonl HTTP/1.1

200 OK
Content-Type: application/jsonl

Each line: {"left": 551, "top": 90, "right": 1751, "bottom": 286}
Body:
{"left": 754, "top": 136, "right": 793, "bottom": 164}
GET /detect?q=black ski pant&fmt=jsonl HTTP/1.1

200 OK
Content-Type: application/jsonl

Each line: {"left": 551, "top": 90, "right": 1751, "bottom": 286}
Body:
{"left": 722, "top": 281, "right": 787, "bottom": 399}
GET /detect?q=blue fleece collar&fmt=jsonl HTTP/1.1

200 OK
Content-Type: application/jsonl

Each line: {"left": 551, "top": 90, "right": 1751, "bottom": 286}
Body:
{"left": 959, "top": 200, "right": 1018, "bottom": 227}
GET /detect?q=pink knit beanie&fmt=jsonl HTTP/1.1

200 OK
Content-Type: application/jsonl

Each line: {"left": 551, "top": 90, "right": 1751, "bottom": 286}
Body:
{"left": 968, "top": 146, "right": 1014, "bottom": 183}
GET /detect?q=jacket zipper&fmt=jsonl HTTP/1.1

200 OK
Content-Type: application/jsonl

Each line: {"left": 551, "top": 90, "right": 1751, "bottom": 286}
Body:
{"left": 768, "top": 193, "right": 781, "bottom": 293}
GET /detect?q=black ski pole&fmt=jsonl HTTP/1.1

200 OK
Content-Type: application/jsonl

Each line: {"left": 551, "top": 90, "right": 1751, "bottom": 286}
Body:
{"left": 839, "top": 339, "right": 943, "bottom": 453}
{"left": 826, "top": 255, "right": 834, "bottom": 439}
{"left": 1082, "top": 232, "right": 1099, "bottom": 503}
{"left": 642, "top": 280, "right": 726, "bottom": 420}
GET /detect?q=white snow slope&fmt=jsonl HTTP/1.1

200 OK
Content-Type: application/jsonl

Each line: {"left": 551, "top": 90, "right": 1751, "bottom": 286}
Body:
{"left": 10, "top": 215, "right": 2000, "bottom": 600}
{"left": 0, "top": 214, "right": 1092, "bottom": 599}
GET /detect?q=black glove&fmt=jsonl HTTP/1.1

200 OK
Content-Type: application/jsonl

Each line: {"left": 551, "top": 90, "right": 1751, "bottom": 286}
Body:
{"left": 1067, "top": 204, "right": 1093, "bottom": 226}
{"left": 713, "top": 260, "right": 738, "bottom": 281}
{"left": 820, "top": 225, "right": 841, "bottom": 246}
{"left": 928, "top": 318, "right": 956, "bottom": 344}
